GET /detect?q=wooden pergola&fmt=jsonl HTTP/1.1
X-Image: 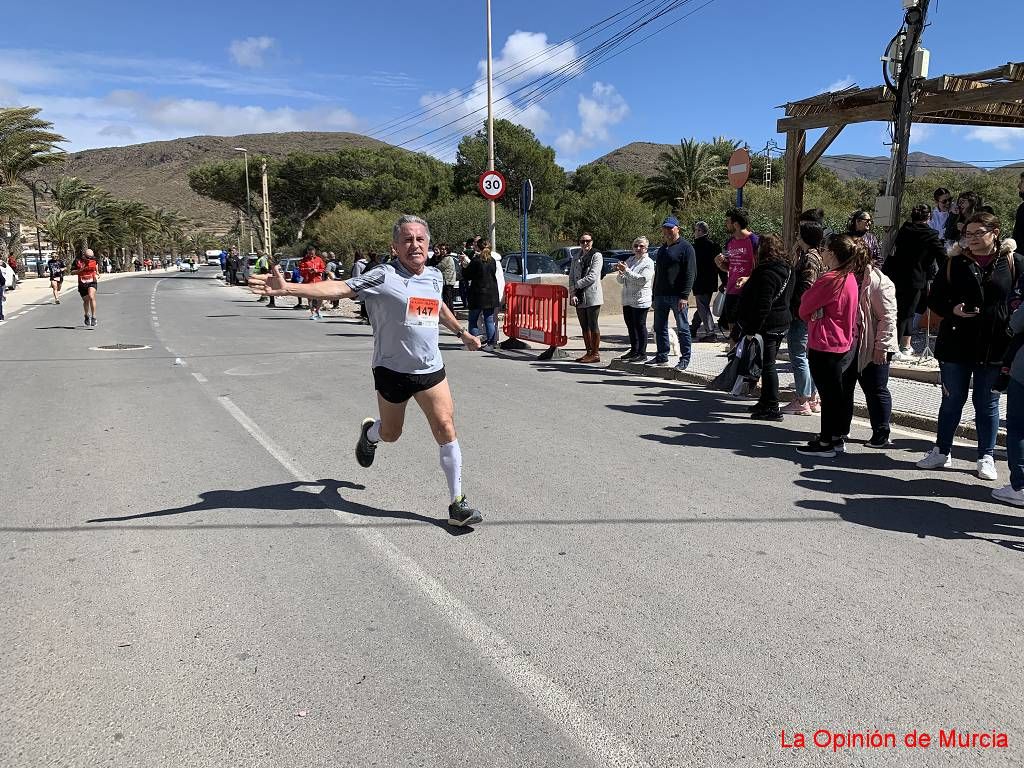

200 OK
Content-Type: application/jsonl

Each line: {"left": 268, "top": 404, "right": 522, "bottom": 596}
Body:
{"left": 777, "top": 61, "right": 1024, "bottom": 251}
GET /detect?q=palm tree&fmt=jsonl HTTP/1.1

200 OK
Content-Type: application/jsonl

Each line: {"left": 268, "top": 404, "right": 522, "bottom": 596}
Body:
{"left": 0, "top": 107, "right": 66, "bottom": 273}
{"left": 641, "top": 138, "right": 727, "bottom": 212}
{"left": 43, "top": 210, "right": 98, "bottom": 259}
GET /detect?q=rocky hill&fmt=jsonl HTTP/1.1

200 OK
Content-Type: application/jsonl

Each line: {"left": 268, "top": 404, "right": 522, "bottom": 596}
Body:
{"left": 591, "top": 142, "right": 988, "bottom": 181}
{"left": 48, "top": 132, "right": 389, "bottom": 230}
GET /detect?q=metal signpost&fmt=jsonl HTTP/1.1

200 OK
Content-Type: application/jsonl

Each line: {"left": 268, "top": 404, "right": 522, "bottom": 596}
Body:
{"left": 521, "top": 179, "right": 533, "bottom": 281}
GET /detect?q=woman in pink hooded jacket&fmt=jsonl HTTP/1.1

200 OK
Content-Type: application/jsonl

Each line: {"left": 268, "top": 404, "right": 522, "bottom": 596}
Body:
{"left": 796, "top": 234, "right": 872, "bottom": 457}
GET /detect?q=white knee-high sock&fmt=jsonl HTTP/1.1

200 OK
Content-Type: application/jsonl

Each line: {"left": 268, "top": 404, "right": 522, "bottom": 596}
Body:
{"left": 439, "top": 440, "right": 462, "bottom": 502}
{"left": 367, "top": 419, "right": 381, "bottom": 443}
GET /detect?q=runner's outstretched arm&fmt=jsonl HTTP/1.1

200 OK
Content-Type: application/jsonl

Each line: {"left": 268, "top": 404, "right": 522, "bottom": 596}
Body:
{"left": 249, "top": 265, "right": 353, "bottom": 301}
{"left": 439, "top": 303, "right": 483, "bottom": 351}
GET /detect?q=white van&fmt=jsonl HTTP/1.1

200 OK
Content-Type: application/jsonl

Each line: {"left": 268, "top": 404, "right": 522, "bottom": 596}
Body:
{"left": 205, "top": 250, "right": 224, "bottom": 266}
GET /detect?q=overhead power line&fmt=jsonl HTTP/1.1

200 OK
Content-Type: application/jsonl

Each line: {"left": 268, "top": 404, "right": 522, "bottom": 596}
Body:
{"left": 397, "top": 0, "right": 718, "bottom": 158}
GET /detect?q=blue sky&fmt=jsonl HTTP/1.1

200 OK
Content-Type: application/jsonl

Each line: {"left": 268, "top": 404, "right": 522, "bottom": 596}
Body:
{"left": 2, "top": 0, "right": 1023, "bottom": 169}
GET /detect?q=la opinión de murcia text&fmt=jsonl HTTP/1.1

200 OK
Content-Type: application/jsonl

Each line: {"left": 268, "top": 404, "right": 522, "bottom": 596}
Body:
{"left": 780, "top": 729, "right": 1009, "bottom": 752}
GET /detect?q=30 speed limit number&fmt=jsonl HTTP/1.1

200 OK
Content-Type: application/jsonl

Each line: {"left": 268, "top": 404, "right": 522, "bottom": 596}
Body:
{"left": 478, "top": 170, "right": 506, "bottom": 201}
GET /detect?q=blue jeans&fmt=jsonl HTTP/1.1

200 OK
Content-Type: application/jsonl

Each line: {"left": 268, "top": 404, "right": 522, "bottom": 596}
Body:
{"left": 469, "top": 308, "right": 497, "bottom": 345}
{"left": 653, "top": 295, "right": 690, "bottom": 364}
{"left": 787, "top": 319, "right": 815, "bottom": 398}
{"left": 935, "top": 361, "right": 1000, "bottom": 457}
{"left": 1007, "top": 378, "right": 1024, "bottom": 490}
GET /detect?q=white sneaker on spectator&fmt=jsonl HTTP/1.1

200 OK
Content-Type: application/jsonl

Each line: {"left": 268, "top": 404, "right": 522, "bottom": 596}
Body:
{"left": 893, "top": 349, "right": 916, "bottom": 363}
{"left": 977, "top": 455, "right": 997, "bottom": 481}
{"left": 917, "top": 448, "right": 953, "bottom": 469}
{"left": 992, "top": 484, "right": 1024, "bottom": 506}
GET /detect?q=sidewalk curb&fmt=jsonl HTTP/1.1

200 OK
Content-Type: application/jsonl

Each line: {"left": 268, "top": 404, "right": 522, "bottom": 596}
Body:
{"left": 604, "top": 358, "right": 996, "bottom": 446}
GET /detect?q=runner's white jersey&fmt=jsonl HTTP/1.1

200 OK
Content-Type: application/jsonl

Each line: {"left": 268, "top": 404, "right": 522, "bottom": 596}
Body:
{"left": 345, "top": 262, "right": 445, "bottom": 374}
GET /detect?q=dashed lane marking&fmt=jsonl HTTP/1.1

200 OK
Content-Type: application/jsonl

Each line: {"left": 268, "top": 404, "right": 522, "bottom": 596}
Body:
{"left": 214, "top": 393, "right": 650, "bottom": 768}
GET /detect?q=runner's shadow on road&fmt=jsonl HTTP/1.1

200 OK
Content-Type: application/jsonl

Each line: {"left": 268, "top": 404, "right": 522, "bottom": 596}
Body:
{"left": 85, "top": 479, "right": 473, "bottom": 536}
{"left": 796, "top": 494, "right": 1024, "bottom": 552}
{"left": 34, "top": 326, "right": 79, "bottom": 330}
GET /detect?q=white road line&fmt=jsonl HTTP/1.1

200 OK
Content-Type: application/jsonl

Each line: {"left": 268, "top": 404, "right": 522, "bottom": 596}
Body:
{"left": 191, "top": 372, "right": 208, "bottom": 383}
{"left": 215, "top": 394, "right": 649, "bottom": 768}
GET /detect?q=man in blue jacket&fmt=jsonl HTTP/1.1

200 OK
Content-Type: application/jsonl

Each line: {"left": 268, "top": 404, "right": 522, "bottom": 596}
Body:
{"left": 646, "top": 216, "right": 696, "bottom": 370}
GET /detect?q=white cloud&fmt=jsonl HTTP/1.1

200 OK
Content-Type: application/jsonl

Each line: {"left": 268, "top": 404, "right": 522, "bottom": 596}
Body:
{"left": 229, "top": 36, "right": 276, "bottom": 69}
{"left": 964, "top": 126, "right": 1024, "bottom": 152}
{"left": 554, "top": 82, "right": 630, "bottom": 158}
{"left": 413, "top": 31, "right": 580, "bottom": 158}
{"left": 20, "top": 90, "right": 361, "bottom": 150}
{"left": 821, "top": 76, "right": 855, "bottom": 94}
{"left": 910, "top": 123, "right": 933, "bottom": 143}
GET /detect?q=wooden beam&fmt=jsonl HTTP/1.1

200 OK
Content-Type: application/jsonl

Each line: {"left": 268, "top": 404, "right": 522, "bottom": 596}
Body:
{"left": 782, "top": 130, "right": 806, "bottom": 255}
{"left": 799, "top": 125, "right": 844, "bottom": 178}
{"left": 777, "top": 79, "right": 1024, "bottom": 131}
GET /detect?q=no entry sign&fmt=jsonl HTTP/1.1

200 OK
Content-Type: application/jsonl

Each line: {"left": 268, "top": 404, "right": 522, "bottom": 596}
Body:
{"left": 478, "top": 170, "right": 507, "bottom": 201}
{"left": 728, "top": 148, "right": 751, "bottom": 189}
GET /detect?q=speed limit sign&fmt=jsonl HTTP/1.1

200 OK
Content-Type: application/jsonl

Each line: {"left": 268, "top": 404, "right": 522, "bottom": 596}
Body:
{"left": 478, "top": 170, "right": 506, "bottom": 201}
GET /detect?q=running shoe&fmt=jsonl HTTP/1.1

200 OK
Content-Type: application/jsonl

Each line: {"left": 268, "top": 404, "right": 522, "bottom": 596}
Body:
{"left": 832, "top": 437, "right": 846, "bottom": 454}
{"left": 917, "top": 447, "right": 953, "bottom": 469}
{"left": 55, "top": 299, "right": 60, "bottom": 304}
{"left": 674, "top": 359, "right": 690, "bottom": 371}
{"left": 992, "top": 484, "right": 1024, "bottom": 506}
{"left": 796, "top": 438, "right": 836, "bottom": 457}
{"left": 84, "top": 315, "right": 90, "bottom": 327}
{"left": 355, "top": 417, "right": 378, "bottom": 468}
{"left": 91, "top": 317, "right": 97, "bottom": 328}
{"left": 809, "top": 395, "right": 821, "bottom": 413}
{"left": 626, "top": 353, "right": 647, "bottom": 363}
{"left": 977, "top": 455, "right": 998, "bottom": 481}
{"left": 614, "top": 351, "right": 634, "bottom": 361}
{"left": 644, "top": 356, "right": 670, "bottom": 366}
{"left": 781, "top": 398, "right": 812, "bottom": 416}
{"left": 482, "top": 343, "right": 495, "bottom": 352}
{"left": 447, "top": 496, "right": 483, "bottom": 527}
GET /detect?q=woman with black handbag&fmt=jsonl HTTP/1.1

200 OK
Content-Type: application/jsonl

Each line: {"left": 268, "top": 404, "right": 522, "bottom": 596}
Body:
{"left": 736, "top": 235, "right": 794, "bottom": 421}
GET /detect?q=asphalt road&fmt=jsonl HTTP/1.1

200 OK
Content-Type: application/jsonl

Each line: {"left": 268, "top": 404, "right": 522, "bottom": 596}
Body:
{"left": 2, "top": 267, "right": 1022, "bottom": 768}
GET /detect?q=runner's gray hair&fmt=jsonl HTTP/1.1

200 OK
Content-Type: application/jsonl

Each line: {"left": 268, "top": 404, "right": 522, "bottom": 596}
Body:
{"left": 392, "top": 214, "right": 431, "bottom": 243}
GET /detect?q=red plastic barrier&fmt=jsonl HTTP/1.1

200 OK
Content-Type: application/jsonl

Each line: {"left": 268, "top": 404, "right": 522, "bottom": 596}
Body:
{"left": 502, "top": 282, "right": 568, "bottom": 347}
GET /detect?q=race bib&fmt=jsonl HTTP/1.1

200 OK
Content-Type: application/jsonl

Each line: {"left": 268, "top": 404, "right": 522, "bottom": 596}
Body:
{"left": 405, "top": 296, "right": 440, "bottom": 328}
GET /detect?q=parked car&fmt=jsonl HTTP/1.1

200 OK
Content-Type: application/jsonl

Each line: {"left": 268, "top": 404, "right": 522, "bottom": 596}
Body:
{"left": 501, "top": 252, "right": 561, "bottom": 282}
{"left": 278, "top": 257, "right": 301, "bottom": 281}
{"left": 548, "top": 246, "right": 580, "bottom": 264}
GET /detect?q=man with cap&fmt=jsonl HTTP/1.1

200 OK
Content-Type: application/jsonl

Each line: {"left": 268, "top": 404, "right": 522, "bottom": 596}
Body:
{"left": 646, "top": 216, "right": 697, "bottom": 369}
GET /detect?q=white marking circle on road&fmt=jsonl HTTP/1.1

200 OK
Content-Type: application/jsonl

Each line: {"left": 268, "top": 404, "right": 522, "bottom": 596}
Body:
{"left": 214, "top": 393, "right": 650, "bottom": 768}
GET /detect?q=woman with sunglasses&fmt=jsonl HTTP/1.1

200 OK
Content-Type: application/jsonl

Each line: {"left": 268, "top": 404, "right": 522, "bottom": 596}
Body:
{"left": 929, "top": 187, "right": 952, "bottom": 236}
{"left": 918, "top": 212, "right": 1013, "bottom": 480}
{"left": 848, "top": 210, "right": 881, "bottom": 268}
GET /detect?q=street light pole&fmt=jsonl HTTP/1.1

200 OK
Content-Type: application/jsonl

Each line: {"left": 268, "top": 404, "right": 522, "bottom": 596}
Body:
{"left": 485, "top": 0, "right": 496, "bottom": 249}
{"left": 234, "top": 147, "right": 254, "bottom": 253}
{"left": 261, "top": 158, "right": 273, "bottom": 256}
{"left": 29, "top": 179, "right": 50, "bottom": 277}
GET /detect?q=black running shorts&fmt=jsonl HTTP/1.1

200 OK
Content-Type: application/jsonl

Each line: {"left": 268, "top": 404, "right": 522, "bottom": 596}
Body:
{"left": 372, "top": 366, "right": 446, "bottom": 404}
{"left": 77, "top": 281, "right": 97, "bottom": 297}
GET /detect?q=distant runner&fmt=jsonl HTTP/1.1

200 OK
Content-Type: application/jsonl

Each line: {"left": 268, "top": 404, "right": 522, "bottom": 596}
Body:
{"left": 250, "top": 215, "right": 484, "bottom": 527}
{"left": 73, "top": 248, "right": 99, "bottom": 328}
{"left": 46, "top": 254, "right": 66, "bottom": 304}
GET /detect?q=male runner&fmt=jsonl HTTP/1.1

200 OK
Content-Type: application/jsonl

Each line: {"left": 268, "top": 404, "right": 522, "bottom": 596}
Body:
{"left": 73, "top": 248, "right": 100, "bottom": 327}
{"left": 46, "top": 254, "right": 66, "bottom": 304}
{"left": 250, "top": 215, "right": 484, "bottom": 527}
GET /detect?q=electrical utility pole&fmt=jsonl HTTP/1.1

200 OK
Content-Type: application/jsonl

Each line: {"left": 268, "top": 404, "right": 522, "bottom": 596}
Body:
{"left": 880, "top": 0, "right": 931, "bottom": 257}
{"left": 485, "top": 0, "right": 497, "bottom": 249}
{"left": 258, "top": 158, "right": 270, "bottom": 256}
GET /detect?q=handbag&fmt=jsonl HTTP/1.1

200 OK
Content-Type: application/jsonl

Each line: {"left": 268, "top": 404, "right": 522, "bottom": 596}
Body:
{"left": 711, "top": 338, "right": 745, "bottom": 391}
{"left": 711, "top": 290, "right": 726, "bottom": 316}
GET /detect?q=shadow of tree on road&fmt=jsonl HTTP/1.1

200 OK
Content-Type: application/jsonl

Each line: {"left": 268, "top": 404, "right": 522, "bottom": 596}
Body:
{"left": 86, "top": 479, "right": 473, "bottom": 536}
